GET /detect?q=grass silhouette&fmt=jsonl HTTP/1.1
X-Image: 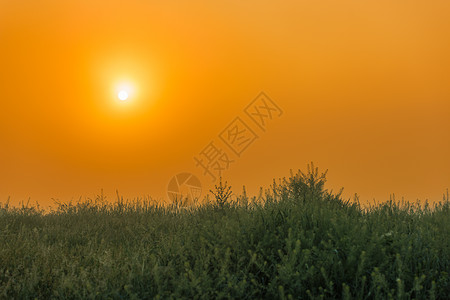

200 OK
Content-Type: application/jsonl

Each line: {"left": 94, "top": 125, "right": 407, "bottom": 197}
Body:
{"left": 0, "top": 164, "right": 449, "bottom": 299}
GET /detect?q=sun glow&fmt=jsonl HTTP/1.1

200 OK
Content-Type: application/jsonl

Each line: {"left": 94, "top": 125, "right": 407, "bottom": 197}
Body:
{"left": 115, "top": 82, "right": 135, "bottom": 103}
{"left": 118, "top": 90, "right": 129, "bottom": 101}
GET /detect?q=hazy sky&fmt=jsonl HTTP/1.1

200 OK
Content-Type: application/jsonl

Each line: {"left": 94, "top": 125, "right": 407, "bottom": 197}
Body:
{"left": 1, "top": 0, "right": 449, "bottom": 207}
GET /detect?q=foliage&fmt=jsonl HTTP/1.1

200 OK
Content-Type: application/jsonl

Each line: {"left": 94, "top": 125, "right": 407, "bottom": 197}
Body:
{"left": 0, "top": 164, "right": 449, "bottom": 299}
{"left": 210, "top": 177, "right": 233, "bottom": 209}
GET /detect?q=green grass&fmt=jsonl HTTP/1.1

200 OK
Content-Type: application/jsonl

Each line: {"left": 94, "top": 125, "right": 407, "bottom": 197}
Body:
{"left": 1, "top": 165, "right": 449, "bottom": 299}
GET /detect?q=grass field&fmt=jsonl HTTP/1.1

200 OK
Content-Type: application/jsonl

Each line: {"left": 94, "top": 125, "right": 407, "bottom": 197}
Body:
{"left": 1, "top": 165, "right": 449, "bottom": 299}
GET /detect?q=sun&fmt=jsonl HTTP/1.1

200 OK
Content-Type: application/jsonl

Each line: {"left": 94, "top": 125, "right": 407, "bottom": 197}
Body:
{"left": 115, "top": 82, "right": 135, "bottom": 102}
{"left": 118, "top": 90, "right": 129, "bottom": 101}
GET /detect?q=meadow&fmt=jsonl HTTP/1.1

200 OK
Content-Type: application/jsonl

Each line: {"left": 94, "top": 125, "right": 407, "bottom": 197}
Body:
{"left": 0, "top": 165, "right": 449, "bottom": 299}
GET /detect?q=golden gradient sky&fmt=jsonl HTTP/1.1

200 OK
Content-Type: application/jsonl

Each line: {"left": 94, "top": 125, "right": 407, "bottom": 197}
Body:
{"left": 1, "top": 0, "right": 449, "bottom": 207}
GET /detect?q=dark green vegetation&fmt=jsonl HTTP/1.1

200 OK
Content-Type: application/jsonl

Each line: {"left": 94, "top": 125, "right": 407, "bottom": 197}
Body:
{"left": 1, "top": 165, "right": 449, "bottom": 299}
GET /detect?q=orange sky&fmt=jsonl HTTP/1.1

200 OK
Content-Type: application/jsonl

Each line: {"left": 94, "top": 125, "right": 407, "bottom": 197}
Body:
{"left": 1, "top": 0, "right": 449, "bottom": 208}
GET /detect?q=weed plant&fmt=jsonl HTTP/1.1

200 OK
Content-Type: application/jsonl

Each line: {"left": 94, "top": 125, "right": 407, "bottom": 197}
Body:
{"left": 0, "top": 164, "right": 449, "bottom": 299}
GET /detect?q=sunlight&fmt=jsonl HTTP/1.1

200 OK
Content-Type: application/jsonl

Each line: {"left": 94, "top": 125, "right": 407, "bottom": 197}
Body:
{"left": 118, "top": 90, "right": 129, "bottom": 101}
{"left": 115, "top": 82, "right": 135, "bottom": 103}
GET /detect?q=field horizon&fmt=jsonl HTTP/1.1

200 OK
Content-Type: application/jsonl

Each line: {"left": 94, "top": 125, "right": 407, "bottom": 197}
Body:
{"left": 2, "top": 164, "right": 449, "bottom": 213}
{"left": 1, "top": 165, "right": 448, "bottom": 299}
